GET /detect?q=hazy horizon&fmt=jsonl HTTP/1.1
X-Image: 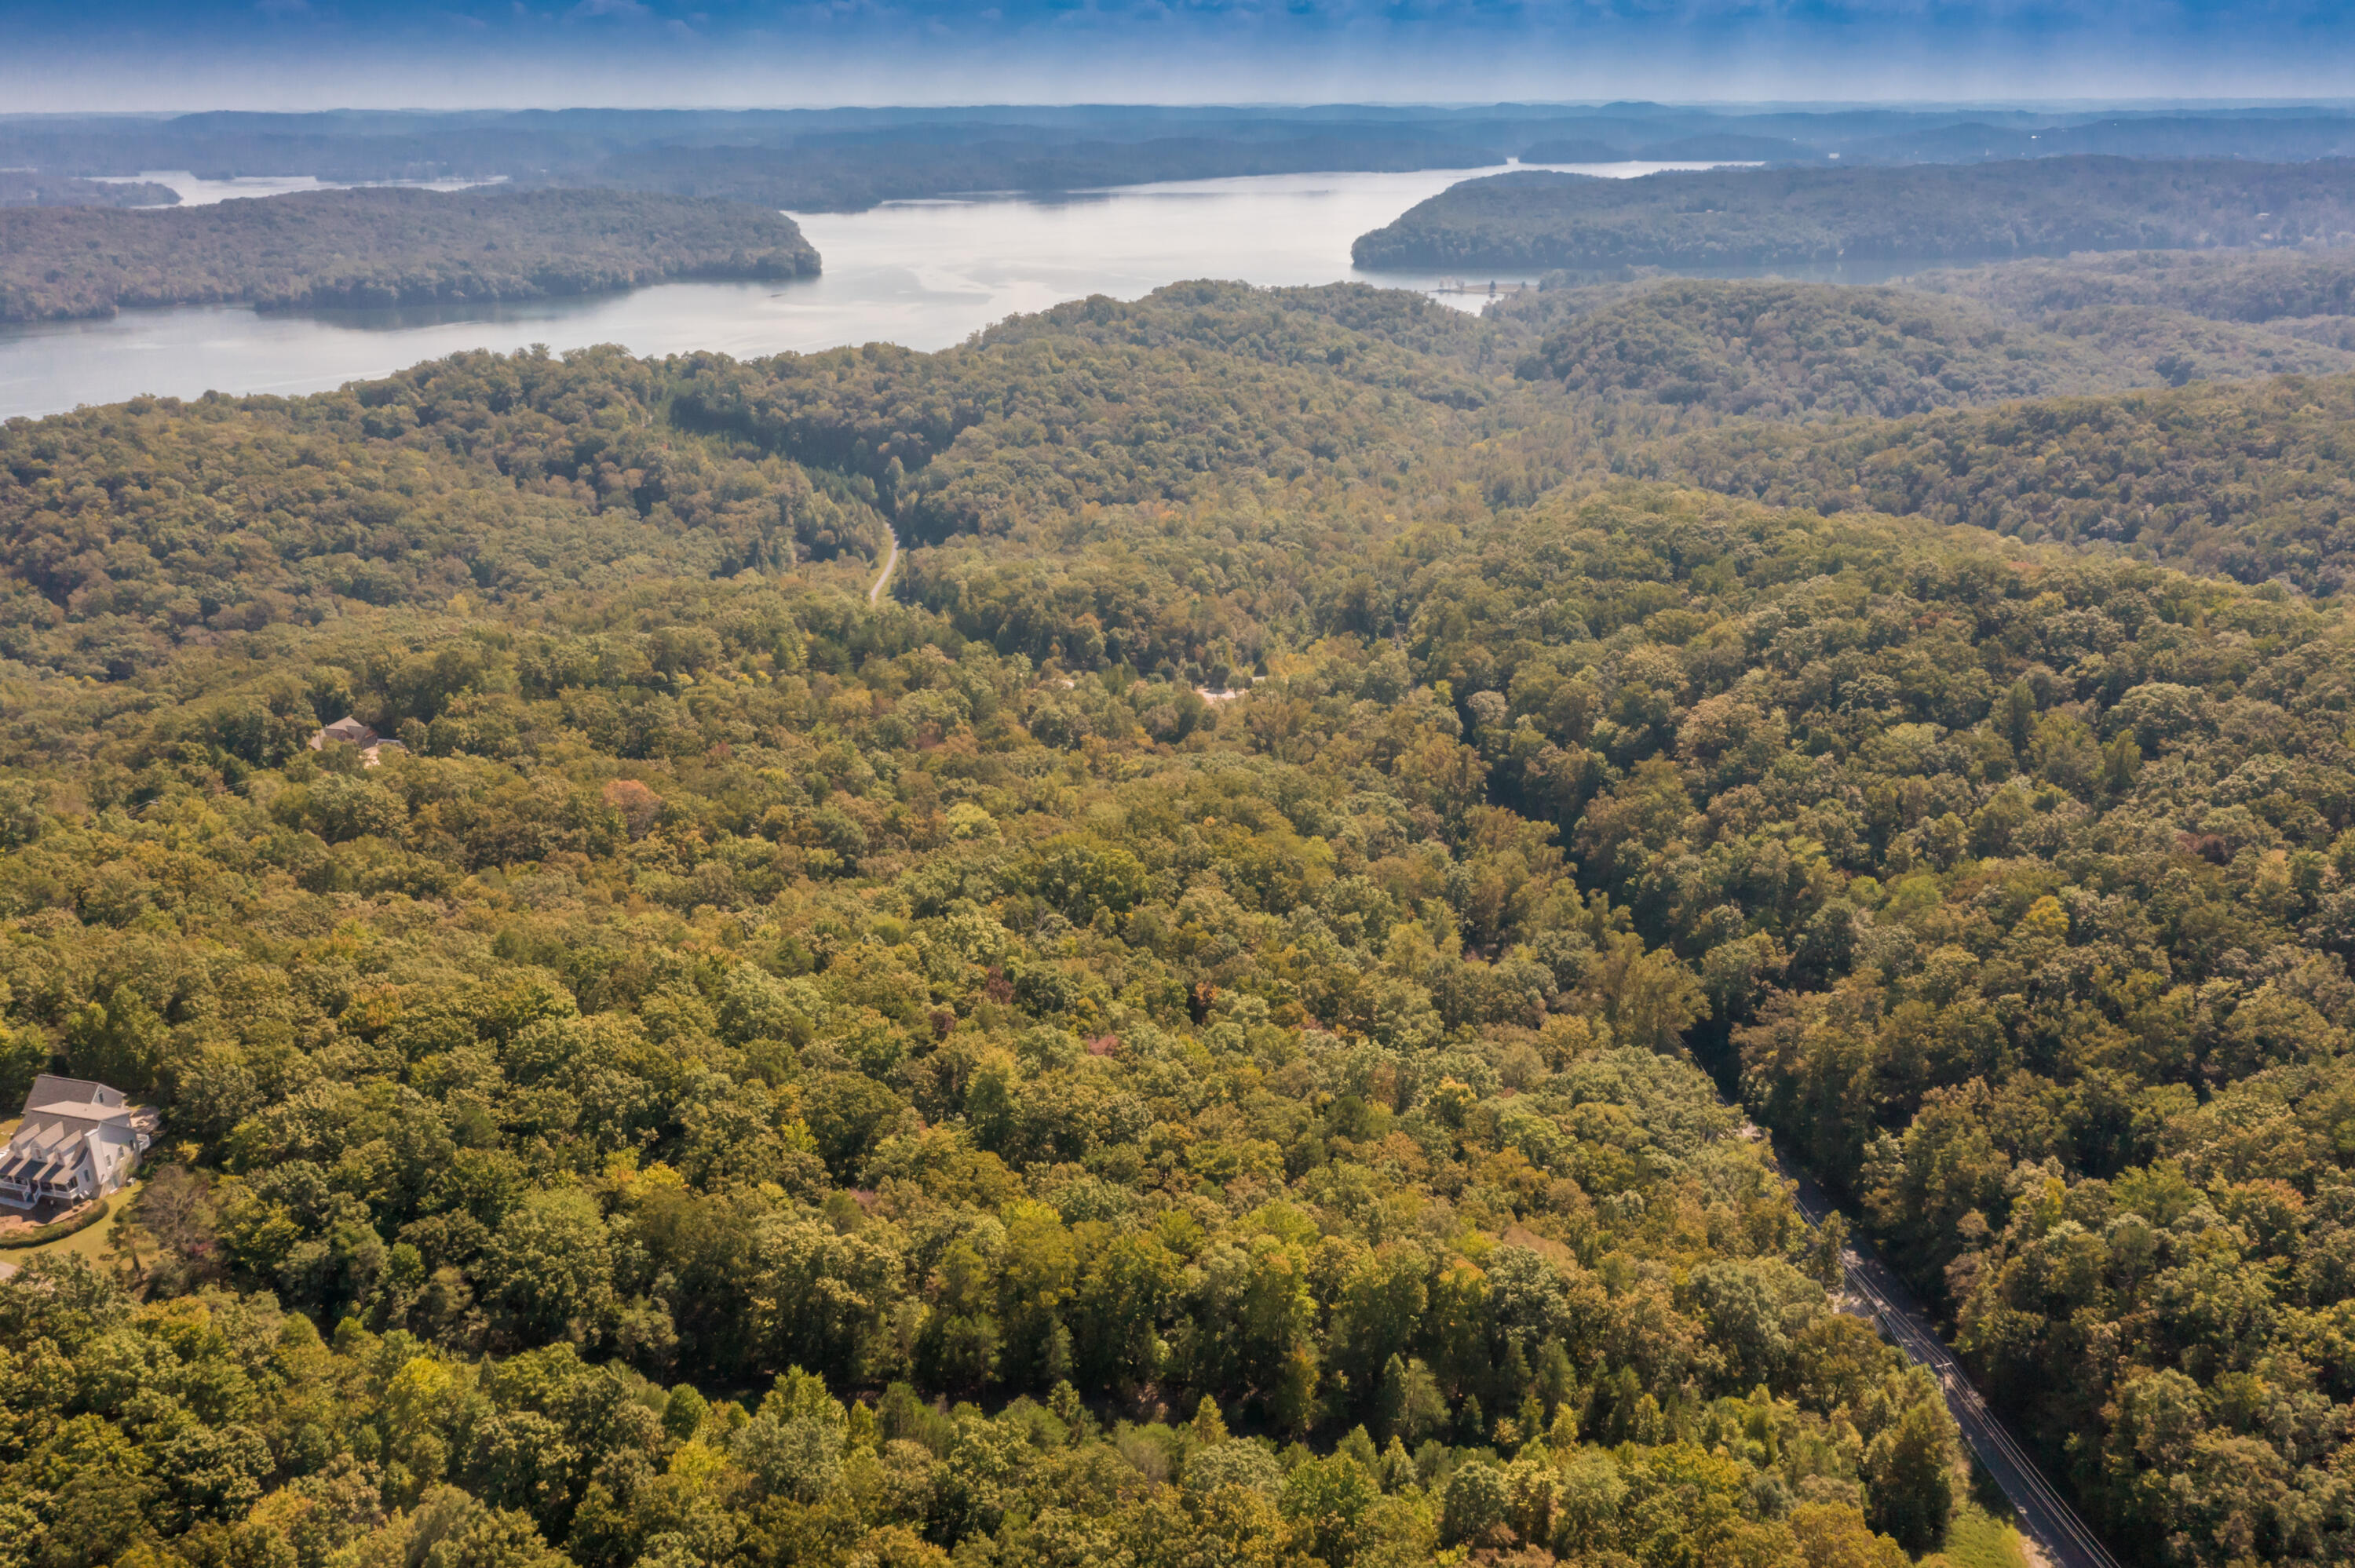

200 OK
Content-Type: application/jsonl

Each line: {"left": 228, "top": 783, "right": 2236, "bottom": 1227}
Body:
{"left": 11, "top": 97, "right": 2355, "bottom": 119}
{"left": 9, "top": 2, "right": 2355, "bottom": 114}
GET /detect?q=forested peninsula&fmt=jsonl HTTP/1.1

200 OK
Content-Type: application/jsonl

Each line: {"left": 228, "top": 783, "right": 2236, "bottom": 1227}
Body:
{"left": 0, "top": 171, "right": 179, "bottom": 209}
{"left": 1350, "top": 156, "right": 2355, "bottom": 272}
{"left": 0, "top": 187, "right": 819, "bottom": 323}
{"left": 3, "top": 276, "right": 2355, "bottom": 1568}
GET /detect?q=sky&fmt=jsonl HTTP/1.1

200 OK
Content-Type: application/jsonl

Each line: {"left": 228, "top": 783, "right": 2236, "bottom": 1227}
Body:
{"left": 4, "top": 1, "right": 2355, "bottom": 111}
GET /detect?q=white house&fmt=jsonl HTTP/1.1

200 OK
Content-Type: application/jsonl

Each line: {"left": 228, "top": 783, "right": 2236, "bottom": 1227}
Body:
{"left": 0, "top": 1074, "right": 147, "bottom": 1212}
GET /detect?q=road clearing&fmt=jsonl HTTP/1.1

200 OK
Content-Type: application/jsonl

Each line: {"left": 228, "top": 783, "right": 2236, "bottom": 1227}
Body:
{"left": 1767, "top": 1136, "right": 2127, "bottom": 1568}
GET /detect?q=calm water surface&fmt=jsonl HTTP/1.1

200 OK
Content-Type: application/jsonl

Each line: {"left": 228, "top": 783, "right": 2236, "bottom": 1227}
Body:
{"left": 2, "top": 162, "right": 1718, "bottom": 421}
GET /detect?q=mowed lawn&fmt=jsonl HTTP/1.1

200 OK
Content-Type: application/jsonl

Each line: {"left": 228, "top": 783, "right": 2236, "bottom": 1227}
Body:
{"left": 0, "top": 1175, "right": 142, "bottom": 1269}
{"left": 1940, "top": 1501, "right": 2033, "bottom": 1568}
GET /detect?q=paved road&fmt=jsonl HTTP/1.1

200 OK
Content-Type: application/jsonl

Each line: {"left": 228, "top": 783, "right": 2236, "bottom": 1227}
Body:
{"left": 1769, "top": 1140, "right": 2131, "bottom": 1568}
{"left": 869, "top": 525, "right": 899, "bottom": 605}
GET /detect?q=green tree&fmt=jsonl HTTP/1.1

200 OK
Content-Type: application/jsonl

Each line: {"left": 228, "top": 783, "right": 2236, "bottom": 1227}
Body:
{"left": 1864, "top": 1389, "right": 1956, "bottom": 1555}
{"left": 478, "top": 1188, "right": 615, "bottom": 1344}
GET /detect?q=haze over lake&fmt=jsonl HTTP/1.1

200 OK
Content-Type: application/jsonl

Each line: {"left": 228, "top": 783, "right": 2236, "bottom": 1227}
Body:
{"left": 0, "top": 162, "right": 1719, "bottom": 421}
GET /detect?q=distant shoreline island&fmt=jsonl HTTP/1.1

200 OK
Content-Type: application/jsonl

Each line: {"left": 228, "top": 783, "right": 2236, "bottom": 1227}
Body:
{"left": 16, "top": 103, "right": 2355, "bottom": 220}
{"left": 0, "top": 187, "right": 820, "bottom": 324}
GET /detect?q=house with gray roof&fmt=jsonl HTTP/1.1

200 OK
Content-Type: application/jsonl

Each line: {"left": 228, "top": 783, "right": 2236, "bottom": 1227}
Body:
{"left": 308, "top": 715, "right": 407, "bottom": 769}
{"left": 0, "top": 1074, "right": 146, "bottom": 1216}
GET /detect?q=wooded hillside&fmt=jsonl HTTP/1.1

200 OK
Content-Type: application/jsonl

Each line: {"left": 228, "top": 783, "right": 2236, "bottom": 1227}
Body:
{"left": 1636, "top": 372, "right": 2355, "bottom": 592}
{"left": 5, "top": 278, "right": 2355, "bottom": 1568}
{"left": 1500, "top": 278, "right": 2355, "bottom": 421}
{"left": 1352, "top": 158, "right": 2355, "bottom": 272}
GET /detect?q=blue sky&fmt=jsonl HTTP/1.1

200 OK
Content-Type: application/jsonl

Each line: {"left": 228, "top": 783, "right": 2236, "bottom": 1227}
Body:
{"left": 5, "top": 1, "right": 2355, "bottom": 111}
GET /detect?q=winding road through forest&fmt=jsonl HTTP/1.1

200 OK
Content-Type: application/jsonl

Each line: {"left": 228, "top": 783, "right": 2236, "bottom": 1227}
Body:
{"left": 869, "top": 524, "right": 900, "bottom": 605}
{"left": 1768, "top": 1140, "right": 2130, "bottom": 1568}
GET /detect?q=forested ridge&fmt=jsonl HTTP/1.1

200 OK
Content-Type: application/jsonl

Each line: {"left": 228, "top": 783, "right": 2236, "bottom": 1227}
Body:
{"left": 3, "top": 275, "right": 2355, "bottom": 1568}
{"left": 1907, "top": 247, "right": 2355, "bottom": 330}
{"left": 1496, "top": 277, "right": 2355, "bottom": 423}
{"left": 0, "top": 188, "right": 818, "bottom": 323}
{"left": 1633, "top": 370, "right": 2355, "bottom": 594}
{"left": 1475, "top": 252, "right": 2355, "bottom": 589}
{"left": 1350, "top": 158, "right": 2355, "bottom": 272}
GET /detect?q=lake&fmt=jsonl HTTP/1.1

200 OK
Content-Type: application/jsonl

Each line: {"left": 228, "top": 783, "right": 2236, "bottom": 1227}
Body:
{"left": 0, "top": 162, "right": 1722, "bottom": 421}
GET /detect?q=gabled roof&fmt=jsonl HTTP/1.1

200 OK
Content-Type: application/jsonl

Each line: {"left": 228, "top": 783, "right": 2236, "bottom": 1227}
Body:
{"left": 23, "top": 1074, "right": 122, "bottom": 1113}
{"left": 2, "top": 1075, "right": 137, "bottom": 1196}
{"left": 0, "top": 1117, "right": 99, "bottom": 1185}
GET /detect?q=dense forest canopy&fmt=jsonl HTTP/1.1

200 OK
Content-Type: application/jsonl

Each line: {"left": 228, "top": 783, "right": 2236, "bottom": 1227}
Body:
{"left": 0, "top": 326, "right": 1970, "bottom": 1568}
{"left": 1633, "top": 373, "right": 2355, "bottom": 594}
{"left": 5, "top": 272, "right": 2355, "bottom": 1568}
{"left": 1906, "top": 246, "right": 2355, "bottom": 341}
{"left": 1466, "top": 253, "right": 2355, "bottom": 593}
{"left": 0, "top": 188, "right": 819, "bottom": 323}
{"left": 1495, "top": 277, "right": 2355, "bottom": 422}
{"left": 1350, "top": 157, "right": 2355, "bottom": 272}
